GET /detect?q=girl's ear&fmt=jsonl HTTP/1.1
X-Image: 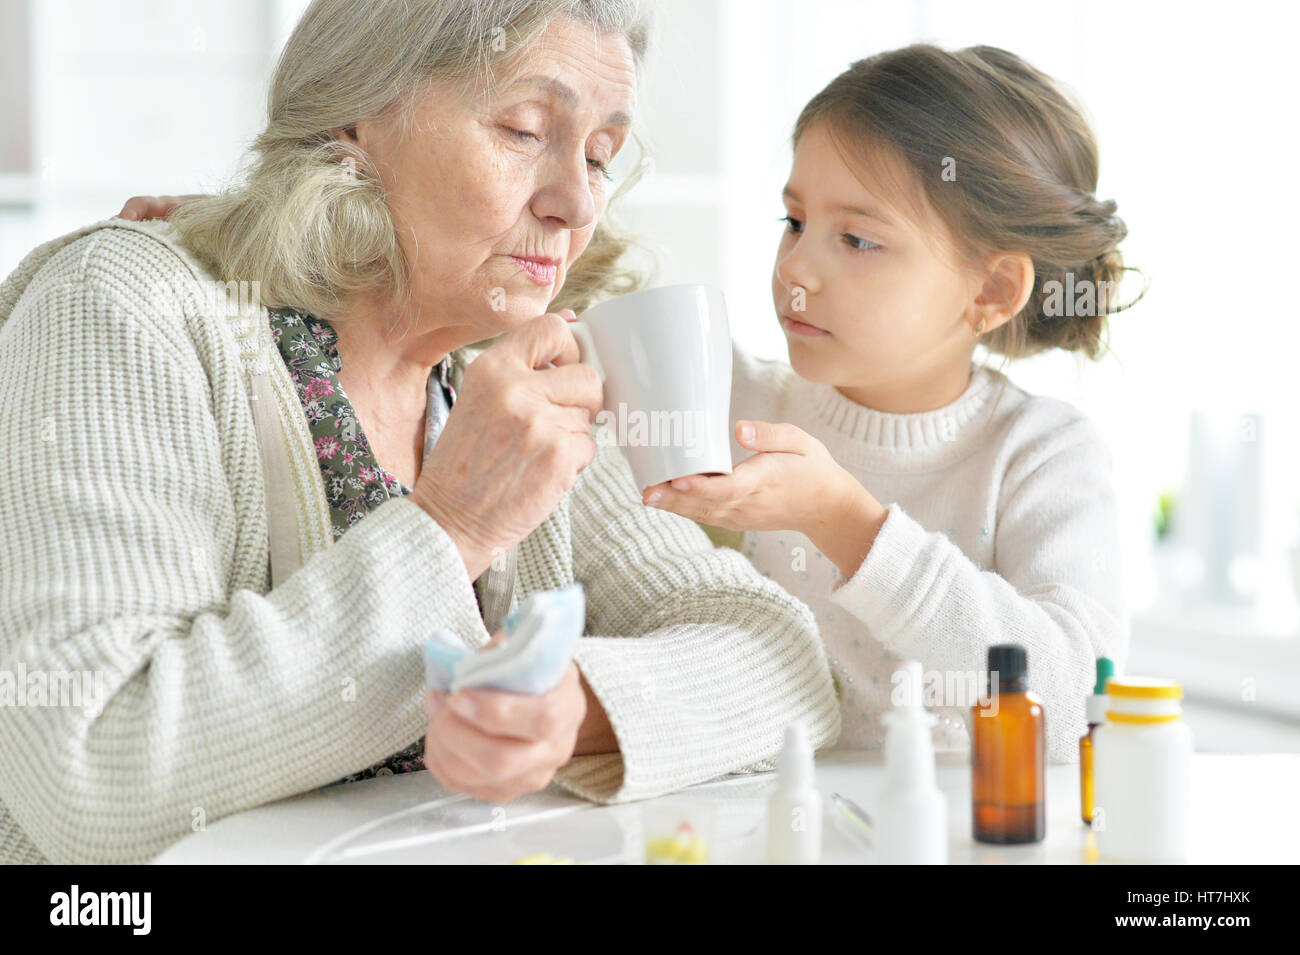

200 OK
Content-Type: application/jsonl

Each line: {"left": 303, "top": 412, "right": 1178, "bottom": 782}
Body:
{"left": 971, "top": 251, "right": 1035, "bottom": 334}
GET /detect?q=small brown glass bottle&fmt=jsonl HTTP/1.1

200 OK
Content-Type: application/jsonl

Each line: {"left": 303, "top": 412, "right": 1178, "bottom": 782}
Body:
{"left": 1079, "top": 656, "right": 1114, "bottom": 825}
{"left": 971, "top": 644, "right": 1045, "bottom": 843}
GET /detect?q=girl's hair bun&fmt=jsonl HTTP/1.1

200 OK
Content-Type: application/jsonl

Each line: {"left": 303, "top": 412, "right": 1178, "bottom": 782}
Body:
{"left": 793, "top": 42, "right": 1148, "bottom": 362}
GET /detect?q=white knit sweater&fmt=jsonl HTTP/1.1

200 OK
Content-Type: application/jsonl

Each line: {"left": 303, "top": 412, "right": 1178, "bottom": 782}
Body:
{"left": 728, "top": 343, "right": 1129, "bottom": 763}
{"left": 0, "top": 220, "right": 839, "bottom": 864}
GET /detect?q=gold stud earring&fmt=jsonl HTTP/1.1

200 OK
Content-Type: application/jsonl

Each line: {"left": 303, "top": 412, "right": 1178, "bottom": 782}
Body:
{"left": 974, "top": 319, "right": 986, "bottom": 336}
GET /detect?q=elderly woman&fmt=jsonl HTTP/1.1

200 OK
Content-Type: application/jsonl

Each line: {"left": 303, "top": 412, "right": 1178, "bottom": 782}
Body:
{"left": 0, "top": 0, "right": 838, "bottom": 864}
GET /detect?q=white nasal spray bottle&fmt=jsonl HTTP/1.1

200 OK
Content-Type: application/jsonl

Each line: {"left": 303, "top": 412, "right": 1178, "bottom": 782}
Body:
{"left": 876, "top": 661, "right": 948, "bottom": 864}
{"left": 766, "top": 720, "right": 822, "bottom": 865}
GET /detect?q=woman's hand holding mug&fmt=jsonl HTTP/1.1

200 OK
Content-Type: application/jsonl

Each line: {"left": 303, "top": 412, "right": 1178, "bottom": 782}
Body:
{"left": 410, "top": 311, "right": 602, "bottom": 583}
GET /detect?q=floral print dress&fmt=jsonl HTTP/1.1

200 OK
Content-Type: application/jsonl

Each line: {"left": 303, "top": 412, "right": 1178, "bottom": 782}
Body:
{"left": 267, "top": 305, "right": 459, "bottom": 784}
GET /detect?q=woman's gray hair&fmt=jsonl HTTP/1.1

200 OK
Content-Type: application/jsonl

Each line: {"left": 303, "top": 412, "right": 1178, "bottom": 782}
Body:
{"left": 171, "top": 0, "right": 654, "bottom": 321}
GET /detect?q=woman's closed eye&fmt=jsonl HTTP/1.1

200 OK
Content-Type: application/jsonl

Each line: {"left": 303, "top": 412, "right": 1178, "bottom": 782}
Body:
{"left": 503, "top": 126, "right": 612, "bottom": 182}
{"left": 505, "top": 125, "right": 543, "bottom": 143}
{"left": 779, "top": 215, "right": 803, "bottom": 234}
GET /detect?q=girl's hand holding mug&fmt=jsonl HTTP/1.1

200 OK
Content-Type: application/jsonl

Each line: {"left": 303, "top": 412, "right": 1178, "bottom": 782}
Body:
{"left": 642, "top": 418, "right": 891, "bottom": 580}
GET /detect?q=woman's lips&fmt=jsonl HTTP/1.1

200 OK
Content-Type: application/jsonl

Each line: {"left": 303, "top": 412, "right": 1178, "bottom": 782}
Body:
{"left": 510, "top": 255, "right": 560, "bottom": 286}
{"left": 782, "top": 314, "right": 830, "bottom": 337}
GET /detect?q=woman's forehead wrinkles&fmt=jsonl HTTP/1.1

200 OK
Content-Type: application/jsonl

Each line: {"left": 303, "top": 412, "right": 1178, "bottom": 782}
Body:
{"left": 499, "top": 74, "right": 632, "bottom": 127}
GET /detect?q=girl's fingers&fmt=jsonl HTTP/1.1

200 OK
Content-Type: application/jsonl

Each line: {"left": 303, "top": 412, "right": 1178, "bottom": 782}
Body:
{"left": 115, "top": 194, "right": 196, "bottom": 222}
{"left": 648, "top": 469, "right": 745, "bottom": 512}
{"left": 646, "top": 485, "right": 725, "bottom": 525}
{"left": 669, "top": 472, "right": 733, "bottom": 496}
{"left": 116, "top": 196, "right": 149, "bottom": 220}
{"left": 642, "top": 482, "right": 669, "bottom": 506}
{"left": 736, "top": 419, "right": 809, "bottom": 454}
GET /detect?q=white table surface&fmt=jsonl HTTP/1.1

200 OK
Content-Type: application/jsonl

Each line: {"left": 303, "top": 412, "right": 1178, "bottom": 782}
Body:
{"left": 153, "top": 750, "right": 1300, "bottom": 864}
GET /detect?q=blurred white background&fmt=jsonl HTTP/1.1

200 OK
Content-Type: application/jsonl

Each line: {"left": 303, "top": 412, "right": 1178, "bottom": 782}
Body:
{"left": 2, "top": 0, "right": 1298, "bottom": 750}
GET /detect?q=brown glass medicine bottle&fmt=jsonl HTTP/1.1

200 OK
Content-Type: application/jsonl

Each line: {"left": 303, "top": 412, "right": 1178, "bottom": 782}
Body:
{"left": 971, "top": 644, "right": 1045, "bottom": 844}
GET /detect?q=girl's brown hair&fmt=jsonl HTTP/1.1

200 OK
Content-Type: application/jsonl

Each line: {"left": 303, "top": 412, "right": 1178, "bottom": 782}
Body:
{"left": 793, "top": 43, "right": 1145, "bottom": 363}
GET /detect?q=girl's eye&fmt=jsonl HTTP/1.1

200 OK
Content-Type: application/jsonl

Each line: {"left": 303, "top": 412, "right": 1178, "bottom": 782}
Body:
{"left": 779, "top": 215, "right": 804, "bottom": 234}
{"left": 843, "top": 233, "right": 881, "bottom": 252}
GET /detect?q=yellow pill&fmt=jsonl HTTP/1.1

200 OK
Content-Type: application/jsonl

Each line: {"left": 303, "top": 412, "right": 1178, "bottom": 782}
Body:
{"left": 681, "top": 838, "right": 709, "bottom": 864}
{"left": 645, "top": 837, "right": 684, "bottom": 862}
{"left": 513, "top": 852, "right": 576, "bottom": 865}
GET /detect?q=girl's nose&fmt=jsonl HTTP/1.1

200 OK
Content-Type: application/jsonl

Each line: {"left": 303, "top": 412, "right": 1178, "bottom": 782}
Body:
{"left": 776, "top": 249, "right": 819, "bottom": 297}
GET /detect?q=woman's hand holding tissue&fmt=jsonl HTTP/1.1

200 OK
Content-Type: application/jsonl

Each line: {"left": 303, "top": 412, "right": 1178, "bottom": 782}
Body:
{"left": 420, "top": 584, "right": 617, "bottom": 802}
{"left": 422, "top": 656, "right": 589, "bottom": 803}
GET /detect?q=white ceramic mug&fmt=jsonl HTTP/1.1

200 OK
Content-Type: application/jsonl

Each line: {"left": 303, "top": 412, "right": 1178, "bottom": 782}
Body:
{"left": 569, "top": 284, "right": 733, "bottom": 490}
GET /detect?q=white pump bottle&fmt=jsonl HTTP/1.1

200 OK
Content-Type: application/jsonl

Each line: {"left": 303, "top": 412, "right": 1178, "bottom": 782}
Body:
{"left": 875, "top": 661, "right": 948, "bottom": 864}
{"left": 766, "top": 720, "right": 822, "bottom": 864}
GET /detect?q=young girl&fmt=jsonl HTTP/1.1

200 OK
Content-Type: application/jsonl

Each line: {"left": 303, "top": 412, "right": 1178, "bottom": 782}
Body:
{"left": 641, "top": 43, "right": 1140, "bottom": 762}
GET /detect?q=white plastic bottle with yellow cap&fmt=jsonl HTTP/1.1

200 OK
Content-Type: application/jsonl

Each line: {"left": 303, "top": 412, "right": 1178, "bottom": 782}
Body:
{"left": 1092, "top": 676, "right": 1193, "bottom": 862}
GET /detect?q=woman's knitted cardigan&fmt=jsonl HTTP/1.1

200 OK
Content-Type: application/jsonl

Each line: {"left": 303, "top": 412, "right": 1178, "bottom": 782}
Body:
{"left": 0, "top": 219, "right": 839, "bottom": 863}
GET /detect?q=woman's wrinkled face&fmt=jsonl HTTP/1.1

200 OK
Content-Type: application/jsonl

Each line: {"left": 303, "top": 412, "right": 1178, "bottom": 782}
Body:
{"left": 355, "top": 17, "right": 636, "bottom": 337}
{"left": 772, "top": 122, "right": 978, "bottom": 391}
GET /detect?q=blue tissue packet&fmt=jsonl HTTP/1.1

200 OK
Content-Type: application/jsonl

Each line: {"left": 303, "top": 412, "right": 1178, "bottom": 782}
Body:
{"left": 423, "top": 583, "right": 586, "bottom": 695}
{"left": 423, "top": 629, "right": 467, "bottom": 692}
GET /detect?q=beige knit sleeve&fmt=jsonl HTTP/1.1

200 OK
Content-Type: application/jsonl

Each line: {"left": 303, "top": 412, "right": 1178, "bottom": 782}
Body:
{"left": 827, "top": 415, "right": 1129, "bottom": 763}
{"left": 551, "top": 431, "right": 841, "bottom": 802}
{"left": 0, "top": 262, "right": 492, "bottom": 863}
